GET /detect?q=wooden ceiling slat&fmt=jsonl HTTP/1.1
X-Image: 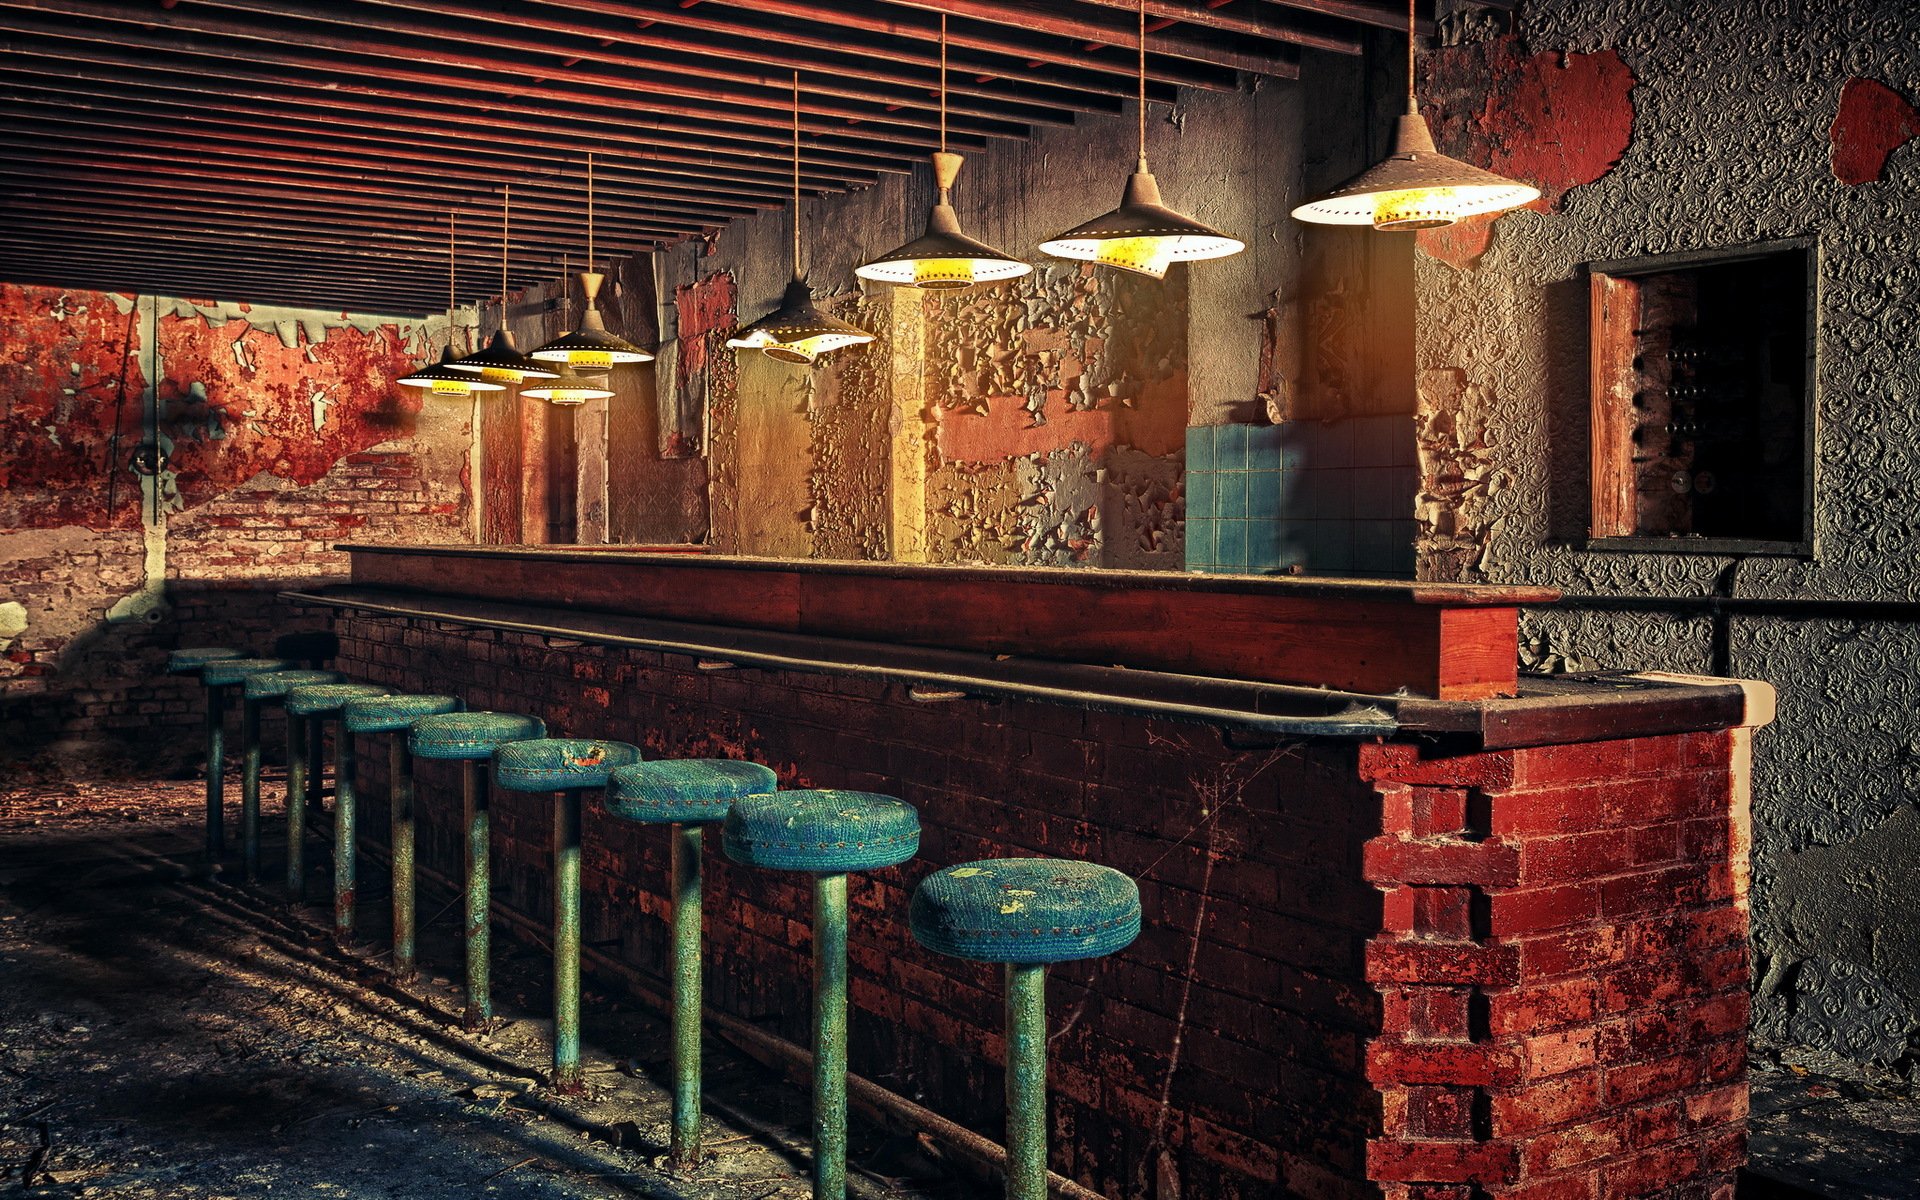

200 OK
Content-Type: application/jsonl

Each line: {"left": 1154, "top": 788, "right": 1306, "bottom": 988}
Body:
{"left": 873, "top": 0, "right": 1302, "bottom": 76}
{"left": 0, "top": 257, "right": 450, "bottom": 315}
{"left": 1, "top": 53, "right": 880, "bottom": 192}
{"left": 1065, "top": 0, "right": 1361, "bottom": 53}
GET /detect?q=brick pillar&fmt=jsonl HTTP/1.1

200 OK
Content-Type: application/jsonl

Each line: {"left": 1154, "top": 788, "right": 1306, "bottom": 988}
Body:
{"left": 1359, "top": 680, "right": 1771, "bottom": 1200}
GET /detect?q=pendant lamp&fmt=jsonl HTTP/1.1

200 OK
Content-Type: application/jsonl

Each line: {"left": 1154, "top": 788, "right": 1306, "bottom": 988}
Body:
{"left": 525, "top": 258, "right": 616, "bottom": 406}
{"left": 1291, "top": 0, "right": 1539, "bottom": 229}
{"left": 727, "top": 73, "right": 874, "bottom": 365}
{"left": 1038, "top": 0, "right": 1243, "bottom": 279}
{"left": 449, "top": 184, "right": 558, "bottom": 383}
{"left": 854, "top": 15, "right": 1030, "bottom": 290}
{"left": 531, "top": 152, "right": 653, "bottom": 375}
{"left": 398, "top": 213, "right": 507, "bottom": 397}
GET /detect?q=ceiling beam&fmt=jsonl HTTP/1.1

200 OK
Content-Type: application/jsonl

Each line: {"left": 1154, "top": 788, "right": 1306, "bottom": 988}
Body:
{"left": 872, "top": 0, "right": 1301, "bottom": 77}
{"left": 0, "top": 256, "right": 445, "bottom": 316}
{"left": 1064, "top": 0, "right": 1361, "bottom": 54}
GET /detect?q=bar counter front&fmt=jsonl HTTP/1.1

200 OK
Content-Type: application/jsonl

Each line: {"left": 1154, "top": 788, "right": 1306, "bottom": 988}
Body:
{"left": 296, "top": 545, "right": 1771, "bottom": 1200}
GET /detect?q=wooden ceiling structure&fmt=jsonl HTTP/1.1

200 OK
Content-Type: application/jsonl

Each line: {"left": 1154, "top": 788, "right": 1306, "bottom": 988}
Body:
{"left": 0, "top": 0, "right": 1452, "bottom": 316}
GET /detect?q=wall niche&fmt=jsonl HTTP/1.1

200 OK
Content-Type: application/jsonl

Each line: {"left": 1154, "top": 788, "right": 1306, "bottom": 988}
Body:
{"left": 1587, "top": 238, "right": 1817, "bottom": 555}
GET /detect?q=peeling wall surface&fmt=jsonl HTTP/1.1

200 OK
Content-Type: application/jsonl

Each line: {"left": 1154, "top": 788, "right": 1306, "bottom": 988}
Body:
{"left": 0, "top": 281, "right": 472, "bottom": 775}
{"left": 1415, "top": 0, "right": 1920, "bottom": 1063}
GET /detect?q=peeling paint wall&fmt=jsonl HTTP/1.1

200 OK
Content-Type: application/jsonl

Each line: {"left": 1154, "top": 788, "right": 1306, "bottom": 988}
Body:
{"left": 0, "top": 280, "right": 473, "bottom": 776}
{"left": 1416, "top": 0, "right": 1920, "bottom": 1064}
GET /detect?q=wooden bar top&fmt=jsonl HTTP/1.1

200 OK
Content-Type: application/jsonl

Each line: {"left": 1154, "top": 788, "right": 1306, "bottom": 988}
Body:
{"left": 342, "top": 545, "right": 1562, "bottom": 700}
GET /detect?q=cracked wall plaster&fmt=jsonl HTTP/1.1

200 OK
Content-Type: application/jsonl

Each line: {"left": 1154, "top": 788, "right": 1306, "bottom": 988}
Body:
{"left": 1417, "top": 0, "right": 1920, "bottom": 1061}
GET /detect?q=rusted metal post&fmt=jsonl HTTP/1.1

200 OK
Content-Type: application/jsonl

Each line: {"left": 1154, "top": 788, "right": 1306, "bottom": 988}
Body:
{"left": 204, "top": 682, "right": 228, "bottom": 861}
{"left": 332, "top": 720, "right": 358, "bottom": 942}
{"left": 1004, "top": 963, "right": 1049, "bottom": 1200}
{"left": 813, "top": 871, "right": 849, "bottom": 1200}
{"left": 389, "top": 735, "right": 417, "bottom": 979}
{"left": 240, "top": 695, "right": 263, "bottom": 882}
{"left": 552, "top": 788, "right": 585, "bottom": 1093}
{"left": 669, "top": 821, "right": 703, "bottom": 1166}
{"left": 461, "top": 758, "right": 492, "bottom": 1029}
{"left": 285, "top": 712, "right": 309, "bottom": 902}
{"left": 307, "top": 715, "right": 325, "bottom": 810}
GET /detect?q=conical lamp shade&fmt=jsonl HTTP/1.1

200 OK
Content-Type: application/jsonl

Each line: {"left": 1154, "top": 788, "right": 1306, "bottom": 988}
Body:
{"left": 531, "top": 272, "right": 654, "bottom": 372}
{"left": 522, "top": 365, "right": 616, "bottom": 406}
{"left": 727, "top": 277, "right": 874, "bottom": 365}
{"left": 1291, "top": 113, "right": 1540, "bottom": 230}
{"left": 398, "top": 345, "right": 508, "bottom": 396}
{"left": 857, "top": 153, "right": 1032, "bottom": 290}
{"left": 1039, "top": 159, "right": 1244, "bottom": 279}
{"left": 449, "top": 328, "right": 559, "bottom": 383}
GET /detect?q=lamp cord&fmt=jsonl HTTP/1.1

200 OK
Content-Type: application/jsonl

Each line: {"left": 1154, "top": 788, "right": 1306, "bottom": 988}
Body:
{"left": 501, "top": 184, "right": 510, "bottom": 324}
{"left": 447, "top": 211, "right": 456, "bottom": 354}
{"left": 1406, "top": 0, "right": 1417, "bottom": 113}
{"left": 792, "top": 70, "right": 802, "bottom": 281}
{"left": 588, "top": 151, "right": 595, "bottom": 274}
{"left": 939, "top": 13, "right": 948, "bottom": 156}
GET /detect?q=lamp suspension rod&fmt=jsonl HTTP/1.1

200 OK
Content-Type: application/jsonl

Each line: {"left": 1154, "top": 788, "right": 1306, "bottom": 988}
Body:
{"left": 1405, "top": 0, "right": 1416, "bottom": 112}
{"left": 501, "top": 184, "right": 510, "bottom": 316}
{"left": 1136, "top": 0, "right": 1146, "bottom": 161}
{"left": 587, "top": 151, "right": 595, "bottom": 273}
{"left": 447, "top": 211, "right": 456, "bottom": 348}
{"left": 939, "top": 13, "right": 947, "bottom": 155}
{"left": 792, "top": 69, "right": 801, "bottom": 278}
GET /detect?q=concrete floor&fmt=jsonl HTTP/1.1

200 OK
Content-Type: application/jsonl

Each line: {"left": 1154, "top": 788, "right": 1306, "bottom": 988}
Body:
{"left": 1, "top": 774, "right": 1914, "bottom": 1198}
{"left": 0, "top": 774, "right": 961, "bottom": 1199}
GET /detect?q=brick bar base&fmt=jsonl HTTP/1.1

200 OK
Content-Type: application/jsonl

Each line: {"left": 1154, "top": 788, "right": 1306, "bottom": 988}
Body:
{"left": 336, "top": 612, "right": 1750, "bottom": 1200}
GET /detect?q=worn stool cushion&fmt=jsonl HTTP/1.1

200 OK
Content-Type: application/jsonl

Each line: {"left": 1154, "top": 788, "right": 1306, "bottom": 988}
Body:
{"left": 168, "top": 647, "right": 245, "bottom": 674}
{"left": 910, "top": 859, "right": 1141, "bottom": 965}
{"left": 285, "top": 682, "right": 392, "bottom": 717}
{"left": 244, "top": 669, "right": 343, "bottom": 700}
{"left": 605, "top": 759, "right": 779, "bottom": 825}
{"left": 409, "top": 712, "right": 547, "bottom": 761}
{"left": 343, "top": 693, "right": 462, "bottom": 734}
{"left": 723, "top": 790, "right": 919, "bottom": 873}
{"left": 493, "top": 738, "right": 643, "bottom": 792}
{"left": 200, "top": 657, "right": 295, "bottom": 687}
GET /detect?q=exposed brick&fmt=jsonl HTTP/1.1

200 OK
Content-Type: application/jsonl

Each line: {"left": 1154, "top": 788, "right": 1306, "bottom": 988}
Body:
{"left": 1367, "top": 1138, "right": 1520, "bottom": 1185}
{"left": 1488, "top": 1072, "right": 1601, "bottom": 1137}
{"left": 1369, "top": 1039, "right": 1523, "bottom": 1088}
{"left": 1368, "top": 938, "right": 1520, "bottom": 987}
{"left": 1365, "top": 836, "right": 1522, "bottom": 888}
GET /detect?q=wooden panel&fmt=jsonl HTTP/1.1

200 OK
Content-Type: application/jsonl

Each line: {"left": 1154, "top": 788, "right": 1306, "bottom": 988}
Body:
{"left": 1589, "top": 270, "right": 1642, "bottom": 539}
{"left": 349, "top": 549, "right": 1543, "bottom": 698}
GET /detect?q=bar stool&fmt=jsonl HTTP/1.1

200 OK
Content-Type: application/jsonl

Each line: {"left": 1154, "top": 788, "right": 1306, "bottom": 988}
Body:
{"left": 724, "top": 790, "right": 920, "bottom": 1199}
{"left": 408, "top": 711, "right": 547, "bottom": 1030}
{"left": 342, "top": 693, "right": 463, "bottom": 979}
{"left": 240, "top": 668, "right": 342, "bottom": 886}
{"left": 909, "top": 859, "right": 1141, "bottom": 1200}
{"left": 195, "top": 657, "right": 293, "bottom": 865}
{"left": 167, "top": 647, "right": 244, "bottom": 675}
{"left": 492, "top": 737, "right": 643, "bottom": 1093}
{"left": 284, "top": 681, "right": 392, "bottom": 938}
{"left": 604, "top": 758, "right": 780, "bottom": 1166}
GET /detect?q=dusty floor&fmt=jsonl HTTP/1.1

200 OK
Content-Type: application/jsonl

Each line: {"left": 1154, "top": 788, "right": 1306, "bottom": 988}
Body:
{"left": 0, "top": 774, "right": 964, "bottom": 1199}
{"left": 1, "top": 774, "right": 1915, "bottom": 1198}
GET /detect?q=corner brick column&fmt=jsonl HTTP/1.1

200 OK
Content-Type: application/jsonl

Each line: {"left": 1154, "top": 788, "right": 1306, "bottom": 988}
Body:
{"left": 1358, "top": 679, "right": 1771, "bottom": 1200}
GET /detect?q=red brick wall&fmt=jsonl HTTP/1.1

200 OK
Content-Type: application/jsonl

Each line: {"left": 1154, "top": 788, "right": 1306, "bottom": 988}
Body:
{"left": 334, "top": 612, "right": 1748, "bottom": 1200}
{"left": 1361, "top": 736, "right": 1748, "bottom": 1200}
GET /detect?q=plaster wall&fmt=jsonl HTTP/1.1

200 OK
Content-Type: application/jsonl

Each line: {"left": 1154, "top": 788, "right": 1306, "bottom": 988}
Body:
{"left": 1415, "top": 0, "right": 1920, "bottom": 1064}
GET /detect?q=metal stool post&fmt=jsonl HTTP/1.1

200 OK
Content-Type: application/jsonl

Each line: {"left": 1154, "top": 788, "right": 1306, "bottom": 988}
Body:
{"left": 284, "top": 683, "right": 392, "bottom": 940}
{"left": 408, "top": 712, "right": 548, "bottom": 1030}
{"left": 342, "top": 693, "right": 461, "bottom": 978}
{"left": 245, "top": 669, "right": 342, "bottom": 900}
{"left": 493, "top": 738, "right": 643, "bottom": 1094}
{"left": 724, "top": 789, "right": 920, "bottom": 1200}
{"left": 196, "top": 658, "right": 292, "bottom": 868}
{"left": 605, "top": 758, "right": 779, "bottom": 1166}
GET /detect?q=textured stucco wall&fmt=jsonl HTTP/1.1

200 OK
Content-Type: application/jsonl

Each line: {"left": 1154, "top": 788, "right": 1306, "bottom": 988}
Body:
{"left": 1415, "top": 0, "right": 1920, "bottom": 1064}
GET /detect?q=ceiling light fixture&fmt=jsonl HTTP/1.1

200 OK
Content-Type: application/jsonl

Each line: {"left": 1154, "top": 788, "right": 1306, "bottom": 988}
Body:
{"left": 449, "top": 184, "right": 558, "bottom": 383}
{"left": 1038, "top": 0, "right": 1243, "bottom": 279}
{"left": 398, "top": 213, "right": 507, "bottom": 397}
{"left": 854, "top": 14, "right": 1031, "bottom": 291}
{"left": 531, "top": 152, "right": 653, "bottom": 374}
{"left": 1290, "top": 0, "right": 1539, "bottom": 230}
{"left": 524, "top": 255, "right": 617, "bottom": 406}
{"left": 727, "top": 72, "right": 875, "bottom": 365}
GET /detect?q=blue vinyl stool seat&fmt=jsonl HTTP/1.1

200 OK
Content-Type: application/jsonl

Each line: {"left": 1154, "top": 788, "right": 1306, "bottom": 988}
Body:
{"left": 169, "top": 646, "right": 245, "bottom": 674}
{"left": 723, "top": 790, "right": 919, "bottom": 1199}
{"left": 408, "top": 711, "right": 547, "bottom": 1029}
{"left": 194, "top": 657, "right": 293, "bottom": 868}
{"left": 342, "top": 694, "right": 462, "bottom": 978}
{"left": 285, "top": 683, "right": 391, "bottom": 938}
{"left": 605, "top": 758, "right": 778, "bottom": 1164}
{"left": 244, "top": 670, "right": 343, "bottom": 897}
{"left": 909, "top": 859, "right": 1140, "bottom": 1200}
{"left": 493, "top": 738, "right": 643, "bottom": 1092}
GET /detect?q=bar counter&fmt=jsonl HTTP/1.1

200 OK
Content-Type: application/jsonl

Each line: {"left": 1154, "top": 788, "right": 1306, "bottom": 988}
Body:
{"left": 295, "top": 545, "right": 1771, "bottom": 1200}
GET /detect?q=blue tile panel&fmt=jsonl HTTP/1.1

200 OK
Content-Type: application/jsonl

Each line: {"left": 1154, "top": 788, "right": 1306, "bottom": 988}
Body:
{"left": 1184, "top": 416, "right": 1417, "bottom": 579}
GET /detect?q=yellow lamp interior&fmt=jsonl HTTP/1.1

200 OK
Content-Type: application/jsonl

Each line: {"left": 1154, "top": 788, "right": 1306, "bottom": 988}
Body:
{"left": 1094, "top": 236, "right": 1176, "bottom": 280}
{"left": 479, "top": 366, "right": 528, "bottom": 384}
{"left": 567, "top": 350, "right": 615, "bottom": 371}
{"left": 912, "top": 258, "right": 976, "bottom": 289}
{"left": 428, "top": 379, "right": 475, "bottom": 397}
{"left": 1372, "top": 187, "right": 1464, "bottom": 231}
